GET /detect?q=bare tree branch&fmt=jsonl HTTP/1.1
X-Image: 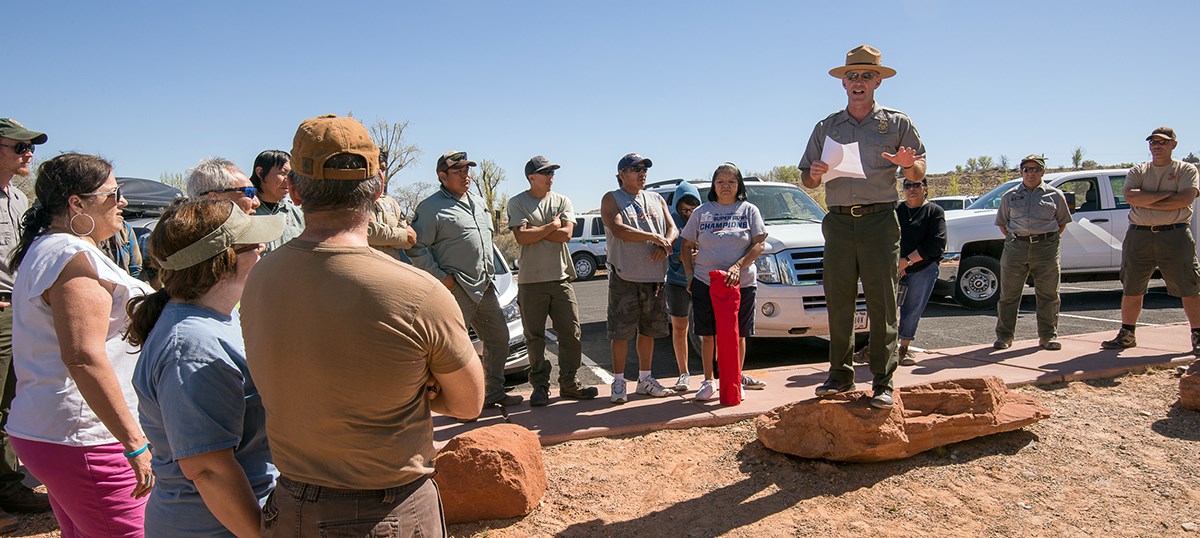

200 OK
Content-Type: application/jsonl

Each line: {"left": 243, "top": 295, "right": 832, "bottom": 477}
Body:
{"left": 472, "top": 159, "right": 507, "bottom": 230}
{"left": 369, "top": 118, "right": 421, "bottom": 183}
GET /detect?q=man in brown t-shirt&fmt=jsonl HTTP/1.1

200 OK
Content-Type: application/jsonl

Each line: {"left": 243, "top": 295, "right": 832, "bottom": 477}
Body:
{"left": 1102, "top": 126, "right": 1200, "bottom": 355}
{"left": 242, "top": 115, "right": 483, "bottom": 537}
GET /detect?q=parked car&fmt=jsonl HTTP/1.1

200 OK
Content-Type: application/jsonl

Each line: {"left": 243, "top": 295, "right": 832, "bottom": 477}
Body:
{"left": 648, "top": 178, "right": 869, "bottom": 345}
{"left": 935, "top": 168, "right": 1200, "bottom": 309}
{"left": 124, "top": 180, "right": 531, "bottom": 376}
{"left": 929, "top": 195, "right": 978, "bottom": 212}
{"left": 568, "top": 213, "right": 606, "bottom": 280}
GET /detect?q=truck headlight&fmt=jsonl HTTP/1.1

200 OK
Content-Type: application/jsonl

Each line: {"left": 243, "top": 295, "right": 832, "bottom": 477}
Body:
{"left": 502, "top": 297, "right": 520, "bottom": 323}
{"left": 755, "top": 254, "right": 781, "bottom": 284}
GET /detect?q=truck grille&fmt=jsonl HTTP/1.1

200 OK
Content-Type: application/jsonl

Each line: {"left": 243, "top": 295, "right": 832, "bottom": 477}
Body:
{"left": 782, "top": 247, "right": 825, "bottom": 285}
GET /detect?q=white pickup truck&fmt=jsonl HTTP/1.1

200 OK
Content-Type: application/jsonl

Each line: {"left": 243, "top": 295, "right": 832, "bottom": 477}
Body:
{"left": 935, "top": 168, "right": 1200, "bottom": 309}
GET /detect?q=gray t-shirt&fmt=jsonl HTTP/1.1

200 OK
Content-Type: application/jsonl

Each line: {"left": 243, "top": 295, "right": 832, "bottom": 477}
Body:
{"left": 0, "top": 185, "right": 30, "bottom": 293}
{"left": 605, "top": 188, "right": 670, "bottom": 283}
{"left": 681, "top": 200, "right": 766, "bottom": 287}
{"left": 507, "top": 190, "right": 575, "bottom": 284}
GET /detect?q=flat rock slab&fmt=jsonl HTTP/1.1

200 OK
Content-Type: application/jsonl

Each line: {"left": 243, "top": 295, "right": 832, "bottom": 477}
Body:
{"left": 433, "top": 424, "right": 547, "bottom": 524}
{"left": 1181, "top": 362, "right": 1200, "bottom": 411}
{"left": 754, "top": 376, "right": 1051, "bottom": 462}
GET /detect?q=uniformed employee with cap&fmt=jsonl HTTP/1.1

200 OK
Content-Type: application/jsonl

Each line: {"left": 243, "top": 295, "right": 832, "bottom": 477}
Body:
{"left": 799, "top": 45, "right": 926, "bottom": 409}
{"left": 993, "top": 154, "right": 1071, "bottom": 351}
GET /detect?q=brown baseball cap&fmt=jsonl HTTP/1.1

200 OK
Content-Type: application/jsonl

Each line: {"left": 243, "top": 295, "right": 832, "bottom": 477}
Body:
{"left": 1020, "top": 154, "right": 1046, "bottom": 168}
{"left": 829, "top": 45, "right": 896, "bottom": 79}
{"left": 437, "top": 150, "right": 477, "bottom": 173}
{"left": 290, "top": 115, "right": 379, "bottom": 180}
{"left": 0, "top": 118, "right": 48, "bottom": 144}
{"left": 1146, "top": 126, "right": 1176, "bottom": 141}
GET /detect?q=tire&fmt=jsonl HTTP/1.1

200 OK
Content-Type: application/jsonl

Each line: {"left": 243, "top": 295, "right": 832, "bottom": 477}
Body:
{"left": 572, "top": 253, "right": 597, "bottom": 281}
{"left": 954, "top": 255, "right": 1002, "bottom": 310}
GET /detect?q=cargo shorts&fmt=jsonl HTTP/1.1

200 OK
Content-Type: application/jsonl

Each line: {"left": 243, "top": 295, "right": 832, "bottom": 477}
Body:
{"left": 607, "top": 272, "right": 670, "bottom": 340}
{"left": 1120, "top": 226, "right": 1200, "bottom": 297}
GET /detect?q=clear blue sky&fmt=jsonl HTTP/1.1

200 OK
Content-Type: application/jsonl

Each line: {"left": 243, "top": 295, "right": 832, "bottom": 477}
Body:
{"left": 10, "top": 1, "right": 1198, "bottom": 211}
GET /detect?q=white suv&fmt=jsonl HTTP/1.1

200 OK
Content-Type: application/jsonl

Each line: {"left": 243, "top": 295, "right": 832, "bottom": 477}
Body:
{"left": 568, "top": 213, "right": 606, "bottom": 280}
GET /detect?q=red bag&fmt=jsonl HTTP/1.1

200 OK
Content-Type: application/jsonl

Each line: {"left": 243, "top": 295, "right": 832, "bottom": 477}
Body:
{"left": 708, "top": 270, "right": 742, "bottom": 406}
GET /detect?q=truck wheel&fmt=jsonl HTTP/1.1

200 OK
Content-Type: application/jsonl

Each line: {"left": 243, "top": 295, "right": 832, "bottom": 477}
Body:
{"left": 955, "top": 255, "right": 1002, "bottom": 309}
{"left": 572, "top": 253, "right": 597, "bottom": 281}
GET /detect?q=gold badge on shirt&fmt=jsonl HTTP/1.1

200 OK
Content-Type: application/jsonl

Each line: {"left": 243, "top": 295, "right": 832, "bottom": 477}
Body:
{"left": 877, "top": 119, "right": 889, "bottom": 134}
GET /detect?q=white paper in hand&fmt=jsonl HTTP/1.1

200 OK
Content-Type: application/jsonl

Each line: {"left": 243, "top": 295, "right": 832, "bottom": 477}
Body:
{"left": 820, "top": 136, "right": 867, "bottom": 181}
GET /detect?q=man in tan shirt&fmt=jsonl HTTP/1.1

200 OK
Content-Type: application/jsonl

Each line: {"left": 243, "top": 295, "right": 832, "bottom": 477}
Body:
{"left": 1102, "top": 127, "right": 1200, "bottom": 355}
{"left": 242, "top": 115, "right": 483, "bottom": 537}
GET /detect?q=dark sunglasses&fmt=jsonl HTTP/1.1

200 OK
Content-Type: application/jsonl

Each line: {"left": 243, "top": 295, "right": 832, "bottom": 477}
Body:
{"left": 843, "top": 71, "right": 878, "bottom": 82}
{"left": 0, "top": 142, "right": 35, "bottom": 154}
{"left": 1020, "top": 166, "right": 1044, "bottom": 173}
{"left": 233, "top": 243, "right": 263, "bottom": 254}
{"left": 1149, "top": 139, "right": 1172, "bottom": 146}
{"left": 205, "top": 186, "right": 258, "bottom": 199}
{"left": 902, "top": 182, "right": 924, "bottom": 190}
{"left": 539, "top": 170, "right": 556, "bottom": 176}
{"left": 627, "top": 166, "right": 649, "bottom": 173}
{"left": 82, "top": 186, "right": 123, "bottom": 201}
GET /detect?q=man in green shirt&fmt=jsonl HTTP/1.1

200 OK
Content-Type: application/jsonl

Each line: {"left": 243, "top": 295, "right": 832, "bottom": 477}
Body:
{"left": 798, "top": 45, "right": 926, "bottom": 409}
{"left": 507, "top": 156, "right": 598, "bottom": 406}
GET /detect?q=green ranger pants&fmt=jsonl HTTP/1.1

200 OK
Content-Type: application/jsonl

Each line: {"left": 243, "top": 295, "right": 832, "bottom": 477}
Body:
{"left": 518, "top": 279, "right": 584, "bottom": 391}
{"left": 995, "top": 234, "right": 1061, "bottom": 339}
{"left": 0, "top": 306, "right": 25, "bottom": 494}
{"left": 822, "top": 209, "right": 900, "bottom": 390}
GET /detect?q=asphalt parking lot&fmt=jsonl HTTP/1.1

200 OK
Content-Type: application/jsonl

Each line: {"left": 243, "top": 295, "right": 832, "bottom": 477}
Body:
{"left": 508, "top": 275, "right": 1189, "bottom": 392}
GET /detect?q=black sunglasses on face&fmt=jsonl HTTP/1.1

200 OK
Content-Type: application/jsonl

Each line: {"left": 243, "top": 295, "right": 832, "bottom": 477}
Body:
{"left": 843, "top": 71, "right": 878, "bottom": 82}
{"left": 902, "top": 182, "right": 924, "bottom": 190}
{"left": 627, "top": 166, "right": 649, "bottom": 173}
{"left": 1149, "top": 139, "right": 1171, "bottom": 146}
{"left": 0, "top": 142, "right": 35, "bottom": 154}
{"left": 205, "top": 186, "right": 258, "bottom": 199}
{"left": 1021, "top": 166, "right": 1044, "bottom": 173}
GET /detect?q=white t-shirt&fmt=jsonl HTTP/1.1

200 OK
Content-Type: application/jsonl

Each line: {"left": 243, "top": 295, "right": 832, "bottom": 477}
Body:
{"left": 7, "top": 233, "right": 152, "bottom": 446}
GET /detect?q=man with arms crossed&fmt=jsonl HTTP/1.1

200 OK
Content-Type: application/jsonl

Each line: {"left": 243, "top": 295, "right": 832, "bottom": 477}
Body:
{"left": 600, "top": 153, "right": 677, "bottom": 403}
{"left": 508, "top": 156, "right": 598, "bottom": 406}
{"left": 799, "top": 45, "right": 926, "bottom": 409}
{"left": 1102, "top": 127, "right": 1200, "bottom": 354}
{"left": 242, "top": 115, "right": 483, "bottom": 537}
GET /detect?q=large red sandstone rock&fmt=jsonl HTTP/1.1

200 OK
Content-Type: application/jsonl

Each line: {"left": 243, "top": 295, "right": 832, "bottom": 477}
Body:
{"left": 433, "top": 424, "right": 546, "bottom": 524}
{"left": 1181, "top": 362, "right": 1200, "bottom": 410}
{"left": 755, "top": 376, "right": 1050, "bottom": 462}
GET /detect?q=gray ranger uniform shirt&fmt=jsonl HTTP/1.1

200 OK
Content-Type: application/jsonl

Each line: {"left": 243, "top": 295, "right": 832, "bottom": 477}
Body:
{"left": 994, "top": 182, "right": 1071, "bottom": 236}
{"left": 407, "top": 186, "right": 496, "bottom": 303}
{"left": 798, "top": 103, "right": 925, "bottom": 207}
{"left": 0, "top": 186, "right": 29, "bottom": 292}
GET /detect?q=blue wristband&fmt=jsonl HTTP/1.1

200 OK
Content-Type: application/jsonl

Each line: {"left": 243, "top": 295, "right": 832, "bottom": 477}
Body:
{"left": 124, "top": 443, "right": 150, "bottom": 458}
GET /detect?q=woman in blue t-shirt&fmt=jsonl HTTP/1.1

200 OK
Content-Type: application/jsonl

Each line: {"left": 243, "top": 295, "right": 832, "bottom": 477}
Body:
{"left": 127, "top": 199, "right": 284, "bottom": 537}
{"left": 680, "top": 163, "right": 769, "bottom": 401}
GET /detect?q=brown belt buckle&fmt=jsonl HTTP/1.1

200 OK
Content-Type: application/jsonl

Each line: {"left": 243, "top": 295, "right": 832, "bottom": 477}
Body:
{"left": 850, "top": 205, "right": 864, "bottom": 217}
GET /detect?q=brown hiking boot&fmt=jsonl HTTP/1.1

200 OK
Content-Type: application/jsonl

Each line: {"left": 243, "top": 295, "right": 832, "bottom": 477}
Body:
{"left": 0, "top": 508, "right": 18, "bottom": 535}
{"left": 1101, "top": 327, "right": 1136, "bottom": 350}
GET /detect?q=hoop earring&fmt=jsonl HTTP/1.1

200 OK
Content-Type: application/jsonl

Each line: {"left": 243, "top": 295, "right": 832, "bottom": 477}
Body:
{"left": 69, "top": 213, "right": 96, "bottom": 237}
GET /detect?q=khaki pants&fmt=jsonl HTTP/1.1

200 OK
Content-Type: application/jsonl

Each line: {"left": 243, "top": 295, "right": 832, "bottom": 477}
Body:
{"left": 451, "top": 284, "right": 510, "bottom": 405}
{"left": 822, "top": 210, "right": 900, "bottom": 390}
{"left": 995, "top": 234, "right": 1061, "bottom": 339}
{"left": 518, "top": 279, "right": 584, "bottom": 391}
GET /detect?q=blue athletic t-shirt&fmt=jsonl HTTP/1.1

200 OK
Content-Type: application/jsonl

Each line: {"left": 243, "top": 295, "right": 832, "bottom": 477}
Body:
{"left": 133, "top": 302, "right": 277, "bottom": 537}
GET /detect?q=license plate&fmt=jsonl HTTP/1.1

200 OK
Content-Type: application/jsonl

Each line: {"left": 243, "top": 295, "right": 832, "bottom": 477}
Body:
{"left": 853, "top": 310, "right": 869, "bottom": 331}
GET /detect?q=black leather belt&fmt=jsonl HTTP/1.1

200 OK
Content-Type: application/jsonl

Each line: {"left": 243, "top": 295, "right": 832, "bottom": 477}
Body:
{"left": 1011, "top": 231, "right": 1057, "bottom": 243}
{"left": 1130, "top": 223, "right": 1188, "bottom": 232}
{"left": 828, "top": 202, "right": 895, "bottom": 217}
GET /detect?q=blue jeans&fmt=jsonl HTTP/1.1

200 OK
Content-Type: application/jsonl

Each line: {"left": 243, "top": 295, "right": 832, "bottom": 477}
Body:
{"left": 898, "top": 262, "right": 939, "bottom": 341}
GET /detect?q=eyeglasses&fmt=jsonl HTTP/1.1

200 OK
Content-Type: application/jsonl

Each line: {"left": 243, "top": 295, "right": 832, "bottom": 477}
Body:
{"left": 1021, "top": 166, "right": 1044, "bottom": 173}
{"left": 233, "top": 243, "right": 263, "bottom": 254}
{"left": 81, "top": 186, "right": 122, "bottom": 201}
{"left": 1149, "top": 139, "right": 1172, "bottom": 146}
{"left": 843, "top": 71, "right": 878, "bottom": 82}
{"left": 0, "top": 142, "right": 35, "bottom": 154}
{"left": 902, "top": 182, "right": 924, "bottom": 190}
{"left": 204, "top": 186, "right": 257, "bottom": 199}
{"left": 627, "top": 166, "right": 649, "bottom": 173}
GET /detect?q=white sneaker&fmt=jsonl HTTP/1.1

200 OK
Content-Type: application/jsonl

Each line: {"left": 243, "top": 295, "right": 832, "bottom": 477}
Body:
{"left": 741, "top": 374, "right": 766, "bottom": 390}
{"left": 695, "top": 380, "right": 716, "bottom": 401}
{"left": 673, "top": 374, "right": 690, "bottom": 392}
{"left": 636, "top": 377, "right": 672, "bottom": 398}
{"left": 610, "top": 378, "right": 627, "bottom": 404}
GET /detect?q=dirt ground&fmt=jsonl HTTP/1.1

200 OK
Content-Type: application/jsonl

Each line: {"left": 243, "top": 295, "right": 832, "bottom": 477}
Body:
{"left": 12, "top": 367, "right": 1200, "bottom": 537}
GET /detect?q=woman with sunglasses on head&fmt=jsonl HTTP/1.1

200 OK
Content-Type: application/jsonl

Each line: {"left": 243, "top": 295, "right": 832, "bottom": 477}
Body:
{"left": 680, "top": 163, "right": 768, "bottom": 401}
{"left": 857, "top": 178, "right": 947, "bottom": 366}
{"left": 127, "top": 199, "right": 283, "bottom": 537}
{"left": 6, "top": 153, "right": 155, "bottom": 536}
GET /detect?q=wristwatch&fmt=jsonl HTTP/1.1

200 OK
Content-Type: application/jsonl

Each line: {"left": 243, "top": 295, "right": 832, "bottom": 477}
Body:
{"left": 903, "top": 255, "right": 911, "bottom": 263}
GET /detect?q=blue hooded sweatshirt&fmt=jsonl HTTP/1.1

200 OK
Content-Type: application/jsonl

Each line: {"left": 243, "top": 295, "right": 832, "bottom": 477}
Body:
{"left": 667, "top": 181, "right": 702, "bottom": 286}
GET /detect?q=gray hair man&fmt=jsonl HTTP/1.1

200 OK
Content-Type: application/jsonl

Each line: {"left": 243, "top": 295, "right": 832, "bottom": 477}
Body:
{"left": 186, "top": 157, "right": 260, "bottom": 215}
{"left": 241, "top": 114, "right": 483, "bottom": 537}
{"left": 407, "top": 150, "right": 519, "bottom": 410}
{"left": 0, "top": 119, "right": 52, "bottom": 527}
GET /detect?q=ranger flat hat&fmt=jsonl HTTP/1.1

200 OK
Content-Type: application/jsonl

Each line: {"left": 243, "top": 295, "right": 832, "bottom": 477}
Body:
{"left": 828, "top": 45, "right": 897, "bottom": 79}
